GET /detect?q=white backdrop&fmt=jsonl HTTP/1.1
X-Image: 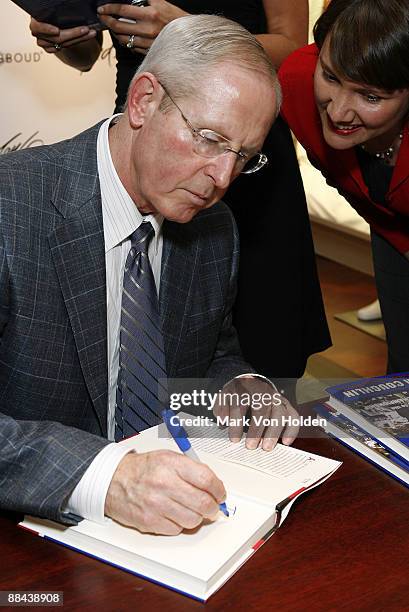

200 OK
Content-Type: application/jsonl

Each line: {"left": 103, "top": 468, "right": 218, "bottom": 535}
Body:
{"left": 1, "top": 1, "right": 326, "bottom": 154}
{"left": 1, "top": 1, "right": 116, "bottom": 154}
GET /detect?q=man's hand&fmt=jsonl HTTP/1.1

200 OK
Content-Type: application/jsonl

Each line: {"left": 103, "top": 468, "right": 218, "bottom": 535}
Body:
{"left": 105, "top": 450, "right": 226, "bottom": 535}
{"left": 30, "top": 18, "right": 97, "bottom": 53}
{"left": 97, "top": 1, "right": 188, "bottom": 54}
{"left": 213, "top": 376, "right": 300, "bottom": 451}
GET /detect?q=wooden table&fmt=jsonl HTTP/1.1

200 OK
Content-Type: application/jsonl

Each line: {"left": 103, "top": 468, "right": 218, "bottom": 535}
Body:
{"left": 1, "top": 426, "right": 408, "bottom": 611}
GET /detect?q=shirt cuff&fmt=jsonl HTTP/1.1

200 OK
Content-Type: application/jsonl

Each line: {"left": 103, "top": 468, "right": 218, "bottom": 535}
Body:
{"left": 64, "top": 443, "right": 135, "bottom": 524}
{"left": 224, "top": 372, "right": 278, "bottom": 392}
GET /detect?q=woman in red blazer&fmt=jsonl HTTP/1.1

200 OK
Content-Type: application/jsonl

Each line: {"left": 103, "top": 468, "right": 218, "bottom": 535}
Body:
{"left": 279, "top": 0, "right": 409, "bottom": 373}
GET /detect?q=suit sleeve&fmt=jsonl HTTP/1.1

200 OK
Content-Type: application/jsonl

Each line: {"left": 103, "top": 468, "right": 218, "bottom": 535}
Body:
{"left": 204, "top": 213, "right": 256, "bottom": 388}
{"left": 0, "top": 414, "right": 110, "bottom": 524}
{"left": 0, "top": 231, "right": 9, "bottom": 337}
{"left": 0, "top": 232, "right": 109, "bottom": 524}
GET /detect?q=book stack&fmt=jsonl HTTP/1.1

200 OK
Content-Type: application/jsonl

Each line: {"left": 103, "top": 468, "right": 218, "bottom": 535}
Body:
{"left": 316, "top": 375, "right": 409, "bottom": 488}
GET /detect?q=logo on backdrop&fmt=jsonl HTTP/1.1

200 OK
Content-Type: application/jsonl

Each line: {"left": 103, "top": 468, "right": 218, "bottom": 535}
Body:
{"left": 1, "top": 132, "right": 44, "bottom": 155}
{"left": 98, "top": 45, "right": 115, "bottom": 67}
{"left": 0, "top": 46, "right": 115, "bottom": 67}
{"left": 0, "top": 51, "right": 43, "bottom": 64}
{"left": 80, "top": 45, "right": 115, "bottom": 72}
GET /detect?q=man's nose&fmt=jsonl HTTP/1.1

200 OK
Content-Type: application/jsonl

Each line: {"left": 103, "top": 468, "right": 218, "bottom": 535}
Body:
{"left": 326, "top": 91, "right": 356, "bottom": 123}
{"left": 205, "top": 152, "right": 238, "bottom": 189}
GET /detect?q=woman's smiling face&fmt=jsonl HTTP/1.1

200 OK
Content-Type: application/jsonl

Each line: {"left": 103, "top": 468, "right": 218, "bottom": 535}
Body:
{"left": 314, "top": 37, "right": 409, "bottom": 153}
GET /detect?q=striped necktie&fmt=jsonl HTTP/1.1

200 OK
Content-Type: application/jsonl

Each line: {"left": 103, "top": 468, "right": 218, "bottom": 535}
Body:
{"left": 115, "top": 222, "right": 167, "bottom": 440}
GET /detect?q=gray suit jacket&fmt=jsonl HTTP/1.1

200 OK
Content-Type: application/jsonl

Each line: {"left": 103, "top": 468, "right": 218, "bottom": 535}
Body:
{"left": 0, "top": 122, "right": 252, "bottom": 523}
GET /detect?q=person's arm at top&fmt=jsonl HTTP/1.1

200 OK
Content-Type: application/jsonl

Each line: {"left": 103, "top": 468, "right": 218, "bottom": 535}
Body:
{"left": 97, "top": 1, "right": 188, "bottom": 55}
{"left": 257, "top": 0, "right": 309, "bottom": 68}
{"left": 97, "top": 1, "right": 307, "bottom": 65}
{"left": 42, "top": 0, "right": 308, "bottom": 70}
{"left": 29, "top": 18, "right": 103, "bottom": 71}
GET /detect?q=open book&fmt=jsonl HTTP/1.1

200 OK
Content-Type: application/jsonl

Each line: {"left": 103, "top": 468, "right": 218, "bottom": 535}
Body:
{"left": 20, "top": 416, "right": 341, "bottom": 602}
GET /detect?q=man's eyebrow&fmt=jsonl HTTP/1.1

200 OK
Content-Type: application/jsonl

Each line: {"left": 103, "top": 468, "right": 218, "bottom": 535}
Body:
{"left": 195, "top": 118, "right": 230, "bottom": 141}
{"left": 196, "top": 121, "right": 255, "bottom": 156}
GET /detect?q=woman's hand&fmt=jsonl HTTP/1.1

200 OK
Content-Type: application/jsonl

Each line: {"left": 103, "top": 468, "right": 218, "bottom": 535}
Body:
{"left": 29, "top": 17, "right": 97, "bottom": 54}
{"left": 97, "top": 0, "right": 189, "bottom": 54}
{"left": 29, "top": 18, "right": 102, "bottom": 71}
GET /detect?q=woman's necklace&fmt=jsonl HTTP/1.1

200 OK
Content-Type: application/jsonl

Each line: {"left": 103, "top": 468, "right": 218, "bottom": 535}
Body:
{"left": 360, "top": 131, "right": 403, "bottom": 164}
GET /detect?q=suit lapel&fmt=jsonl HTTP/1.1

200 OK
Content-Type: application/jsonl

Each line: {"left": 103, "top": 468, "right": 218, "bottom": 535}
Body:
{"left": 48, "top": 124, "right": 108, "bottom": 436}
{"left": 45, "top": 122, "right": 215, "bottom": 428}
{"left": 340, "top": 149, "right": 369, "bottom": 196}
{"left": 160, "top": 221, "right": 199, "bottom": 378}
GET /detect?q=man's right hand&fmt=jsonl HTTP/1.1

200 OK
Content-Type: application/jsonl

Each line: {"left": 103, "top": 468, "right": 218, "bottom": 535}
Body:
{"left": 104, "top": 450, "right": 227, "bottom": 535}
{"left": 29, "top": 17, "right": 97, "bottom": 53}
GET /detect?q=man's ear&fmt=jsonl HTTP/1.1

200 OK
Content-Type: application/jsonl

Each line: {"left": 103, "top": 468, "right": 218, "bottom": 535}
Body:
{"left": 127, "top": 72, "right": 162, "bottom": 129}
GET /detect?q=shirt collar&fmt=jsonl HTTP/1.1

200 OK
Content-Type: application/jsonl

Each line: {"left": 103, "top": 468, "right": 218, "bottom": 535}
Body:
{"left": 97, "top": 115, "right": 163, "bottom": 254}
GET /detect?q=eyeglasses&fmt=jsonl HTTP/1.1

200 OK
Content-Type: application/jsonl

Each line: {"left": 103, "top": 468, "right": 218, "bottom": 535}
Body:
{"left": 158, "top": 82, "right": 268, "bottom": 175}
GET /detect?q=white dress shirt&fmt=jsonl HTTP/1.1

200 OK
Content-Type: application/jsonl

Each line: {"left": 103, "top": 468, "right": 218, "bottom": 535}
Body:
{"left": 65, "top": 116, "right": 163, "bottom": 522}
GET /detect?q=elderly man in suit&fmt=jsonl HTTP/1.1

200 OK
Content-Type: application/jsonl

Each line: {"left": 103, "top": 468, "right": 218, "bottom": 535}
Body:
{"left": 0, "top": 15, "right": 296, "bottom": 535}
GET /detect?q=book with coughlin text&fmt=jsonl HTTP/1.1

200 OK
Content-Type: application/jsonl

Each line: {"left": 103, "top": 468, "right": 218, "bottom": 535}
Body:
{"left": 315, "top": 403, "right": 409, "bottom": 489}
{"left": 326, "top": 376, "right": 409, "bottom": 462}
{"left": 20, "top": 416, "right": 341, "bottom": 602}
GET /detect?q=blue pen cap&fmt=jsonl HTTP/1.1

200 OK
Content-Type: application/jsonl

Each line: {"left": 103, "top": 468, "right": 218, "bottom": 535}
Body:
{"left": 162, "top": 409, "right": 192, "bottom": 453}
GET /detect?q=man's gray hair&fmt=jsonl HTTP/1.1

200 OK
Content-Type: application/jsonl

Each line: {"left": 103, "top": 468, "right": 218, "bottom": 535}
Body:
{"left": 127, "top": 14, "right": 281, "bottom": 112}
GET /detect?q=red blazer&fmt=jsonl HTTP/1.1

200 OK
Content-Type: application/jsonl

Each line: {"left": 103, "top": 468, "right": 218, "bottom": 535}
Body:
{"left": 279, "top": 43, "right": 409, "bottom": 254}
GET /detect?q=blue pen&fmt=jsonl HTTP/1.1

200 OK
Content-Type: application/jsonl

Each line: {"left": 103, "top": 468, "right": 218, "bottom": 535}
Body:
{"left": 162, "top": 409, "right": 229, "bottom": 517}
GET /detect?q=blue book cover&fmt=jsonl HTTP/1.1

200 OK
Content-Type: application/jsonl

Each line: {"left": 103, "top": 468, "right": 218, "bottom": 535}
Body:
{"left": 315, "top": 403, "right": 409, "bottom": 473}
{"left": 325, "top": 375, "right": 409, "bottom": 454}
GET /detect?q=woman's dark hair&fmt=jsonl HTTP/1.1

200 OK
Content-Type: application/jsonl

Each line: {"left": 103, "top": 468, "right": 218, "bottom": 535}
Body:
{"left": 313, "top": 0, "right": 409, "bottom": 90}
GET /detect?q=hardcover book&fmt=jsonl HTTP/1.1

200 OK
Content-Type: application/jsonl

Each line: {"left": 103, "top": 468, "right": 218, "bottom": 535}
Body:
{"left": 315, "top": 402, "right": 409, "bottom": 489}
{"left": 326, "top": 375, "right": 409, "bottom": 461}
{"left": 20, "top": 417, "right": 341, "bottom": 601}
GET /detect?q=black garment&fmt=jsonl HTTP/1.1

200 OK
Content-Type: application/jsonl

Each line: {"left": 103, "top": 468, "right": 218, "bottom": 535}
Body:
{"left": 110, "top": 1, "right": 331, "bottom": 379}
{"left": 356, "top": 148, "right": 409, "bottom": 373}
{"left": 356, "top": 147, "right": 394, "bottom": 207}
{"left": 112, "top": 0, "right": 267, "bottom": 110}
{"left": 371, "top": 232, "right": 409, "bottom": 374}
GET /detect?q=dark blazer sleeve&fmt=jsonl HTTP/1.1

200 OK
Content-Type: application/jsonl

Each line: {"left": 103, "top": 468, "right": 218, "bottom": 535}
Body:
{"left": 204, "top": 210, "right": 256, "bottom": 387}
{"left": 0, "top": 413, "right": 109, "bottom": 524}
{"left": 0, "top": 144, "right": 110, "bottom": 524}
{"left": 0, "top": 232, "right": 108, "bottom": 523}
{"left": 165, "top": 203, "right": 255, "bottom": 391}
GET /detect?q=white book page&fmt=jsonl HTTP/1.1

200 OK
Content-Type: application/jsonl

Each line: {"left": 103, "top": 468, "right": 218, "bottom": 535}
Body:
{"left": 184, "top": 418, "right": 340, "bottom": 483}
{"left": 121, "top": 416, "right": 341, "bottom": 507}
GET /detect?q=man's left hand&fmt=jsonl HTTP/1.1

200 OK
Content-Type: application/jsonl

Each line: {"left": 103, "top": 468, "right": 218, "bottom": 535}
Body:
{"left": 213, "top": 375, "right": 300, "bottom": 452}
